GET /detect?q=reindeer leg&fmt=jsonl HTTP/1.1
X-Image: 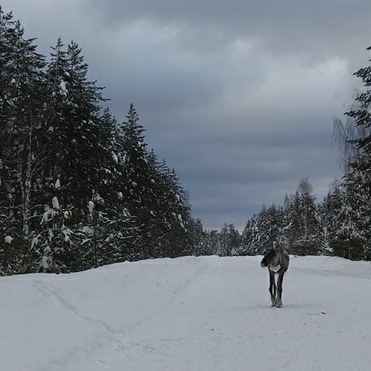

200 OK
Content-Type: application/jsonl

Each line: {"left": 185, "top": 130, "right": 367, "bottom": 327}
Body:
{"left": 269, "top": 270, "right": 277, "bottom": 307}
{"left": 276, "top": 272, "right": 285, "bottom": 308}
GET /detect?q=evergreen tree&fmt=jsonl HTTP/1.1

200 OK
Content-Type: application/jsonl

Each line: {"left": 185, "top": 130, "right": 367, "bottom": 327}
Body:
{"left": 321, "top": 181, "right": 366, "bottom": 260}
{"left": 155, "top": 160, "right": 192, "bottom": 257}
{"left": 189, "top": 218, "right": 205, "bottom": 255}
{"left": 117, "top": 104, "right": 154, "bottom": 257}
{"left": 217, "top": 224, "right": 240, "bottom": 256}
{"left": 34, "top": 195, "right": 73, "bottom": 273}
{"left": 331, "top": 47, "right": 371, "bottom": 260}
{"left": 44, "top": 39, "right": 111, "bottom": 211}
{"left": 32, "top": 39, "right": 120, "bottom": 271}
{"left": 238, "top": 215, "right": 258, "bottom": 255}
{"left": 0, "top": 8, "right": 198, "bottom": 274}
{"left": 0, "top": 8, "right": 47, "bottom": 273}
{"left": 118, "top": 104, "right": 193, "bottom": 258}
{"left": 286, "top": 179, "right": 322, "bottom": 255}
{"left": 200, "top": 229, "right": 220, "bottom": 256}
{"left": 239, "top": 205, "right": 284, "bottom": 256}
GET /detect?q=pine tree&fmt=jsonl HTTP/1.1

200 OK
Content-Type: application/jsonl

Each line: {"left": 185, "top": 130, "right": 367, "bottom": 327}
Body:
{"left": 189, "top": 218, "right": 205, "bottom": 255}
{"left": 34, "top": 195, "right": 73, "bottom": 273}
{"left": 29, "top": 39, "right": 117, "bottom": 271}
{"left": 342, "top": 50, "right": 371, "bottom": 259}
{"left": 117, "top": 104, "right": 193, "bottom": 258}
{"left": 241, "top": 205, "right": 284, "bottom": 255}
{"left": 0, "top": 8, "right": 47, "bottom": 273}
{"left": 117, "top": 104, "right": 154, "bottom": 257}
{"left": 238, "top": 215, "right": 258, "bottom": 255}
{"left": 155, "top": 160, "right": 192, "bottom": 257}
{"left": 321, "top": 181, "right": 366, "bottom": 259}
{"left": 200, "top": 229, "right": 220, "bottom": 256}
{"left": 331, "top": 47, "right": 371, "bottom": 260}
{"left": 44, "top": 40, "right": 111, "bottom": 211}
{"left": 0, "top": 9, "right": 197, "bottom": 273}
{"left": 285, "top": 179, "right": 322, "bottom": 255}
{"left": 217, "top": 224, "right": 240, "bottom": 256}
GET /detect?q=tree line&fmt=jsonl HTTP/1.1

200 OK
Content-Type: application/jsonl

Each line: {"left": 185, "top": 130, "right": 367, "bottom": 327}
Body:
{"left": 0, "top": 8, "right": 199, "bottom": 275}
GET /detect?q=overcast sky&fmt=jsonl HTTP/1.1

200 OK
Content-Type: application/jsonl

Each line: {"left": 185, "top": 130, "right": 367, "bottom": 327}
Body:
{"left": 3, "top": 0, "right": 371, "bottom": 229}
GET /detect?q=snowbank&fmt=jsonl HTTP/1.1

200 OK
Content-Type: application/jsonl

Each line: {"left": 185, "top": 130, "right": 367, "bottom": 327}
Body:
{"left": 1, "top": 255, "right": 370, "bottom": 370}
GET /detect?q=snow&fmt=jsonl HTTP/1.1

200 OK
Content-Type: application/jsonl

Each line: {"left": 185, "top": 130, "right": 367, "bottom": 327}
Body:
{"left": 112, "top": 152, "right": 118, "bottom": 163}
{"left": 4, "top": 235, "right": 13, "bottom": 244}
{"left": 30, "top": 236, "right": 38, "bottom": 249}
{"left": 88, "top": 200, "right": 95, "bottom": 213}
{"left": 1, "top": 255, "right": 371, "bottom": 371}
{"left": 59, "top": 80, "right": 67, "bottom": 95}
{"left": 52, "top": 196, "right": 60, "bottom": 210}
{"left": 41, "top": 206, "right": 52, "bottom": 224}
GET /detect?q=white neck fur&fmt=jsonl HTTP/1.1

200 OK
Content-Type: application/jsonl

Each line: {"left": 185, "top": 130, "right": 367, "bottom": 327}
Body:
{"left": 270, "top": 264, "right": 281, "bottom": 273}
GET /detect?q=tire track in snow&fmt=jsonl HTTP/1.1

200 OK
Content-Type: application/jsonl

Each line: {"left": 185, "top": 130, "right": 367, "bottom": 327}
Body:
{"left": 9, "top": 256, "right": 371, "bottom": 371}
{"left": 31, "top": 257, "right": 213, "bottom": 370}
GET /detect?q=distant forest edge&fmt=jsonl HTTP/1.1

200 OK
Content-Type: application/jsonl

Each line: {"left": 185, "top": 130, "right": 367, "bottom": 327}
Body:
{"left": 1, "top": 8, "right": 371, "bottom": 276}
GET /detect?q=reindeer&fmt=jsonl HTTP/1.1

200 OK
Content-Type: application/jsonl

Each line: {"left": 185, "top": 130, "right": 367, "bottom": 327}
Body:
{"left": 260, "top": 247, "right": 290, "bottom": 308}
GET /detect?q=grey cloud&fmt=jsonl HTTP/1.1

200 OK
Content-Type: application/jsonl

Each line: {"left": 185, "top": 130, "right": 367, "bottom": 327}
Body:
{"left": 1, "top": 0, "right": 366, "bottom": 229}
{"left": 81, "top": 0, "right": 371, "bottom": 58}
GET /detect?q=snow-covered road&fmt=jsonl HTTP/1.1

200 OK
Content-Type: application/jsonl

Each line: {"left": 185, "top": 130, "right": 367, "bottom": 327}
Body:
{"left": 1, "top": 256, "right": 371, "bottom": 370}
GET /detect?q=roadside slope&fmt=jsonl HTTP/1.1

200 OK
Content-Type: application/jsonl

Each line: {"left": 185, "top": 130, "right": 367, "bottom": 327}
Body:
{"left": 1, "top": 256, "right": 371, "bottom": 370}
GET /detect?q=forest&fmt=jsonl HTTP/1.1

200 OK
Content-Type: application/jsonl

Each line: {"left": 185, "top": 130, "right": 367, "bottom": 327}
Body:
{"left": 1, "top": 7, "right": 371, "bottom": 276}
{"left": 0, "top": 8, "right": 200, "bottom": 274}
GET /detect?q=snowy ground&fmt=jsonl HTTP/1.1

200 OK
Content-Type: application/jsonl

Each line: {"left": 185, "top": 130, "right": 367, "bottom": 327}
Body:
{"left": 1, "top": 255, "right": 371, "bottom": 371}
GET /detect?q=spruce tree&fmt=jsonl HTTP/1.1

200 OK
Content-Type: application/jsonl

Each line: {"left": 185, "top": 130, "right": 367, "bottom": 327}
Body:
{"left": 240, "top": 205, "right": 284, "bottom": 255}
{"left": 285, "top": 180, "right": 322, "bottom": 255}
{"left": 239, "top": 215, "right": 258, "bottom": 255}
{"left": 0, "top": 9, "right": 47, "bottom": 273}
{"left": 44, "top": 40, "right": 111, "bottom": 211}
{"left": 217, "top": 224, "right": 240, "bottom": 256}
{"left": 117, "top": 104, "right": 154, "bottom": 257}
{"left": 0, "top": 8, "right": 197, "bottom": 273}
{"left": 321, "top": 182, "right": 365, "bottom": 259}
{"left": 342, "top": 49, "right": 371, "bottom": 259}
{"left": 117, "top": 104, "right": 193, "bottom": 258}
{"left": 331, "top": 47, "right": 371, "bottom": 260}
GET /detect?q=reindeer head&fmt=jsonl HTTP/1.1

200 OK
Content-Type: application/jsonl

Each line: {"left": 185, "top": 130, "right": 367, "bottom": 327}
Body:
{"left": 260, "top": 249, "right": 276, "bottom": 268}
